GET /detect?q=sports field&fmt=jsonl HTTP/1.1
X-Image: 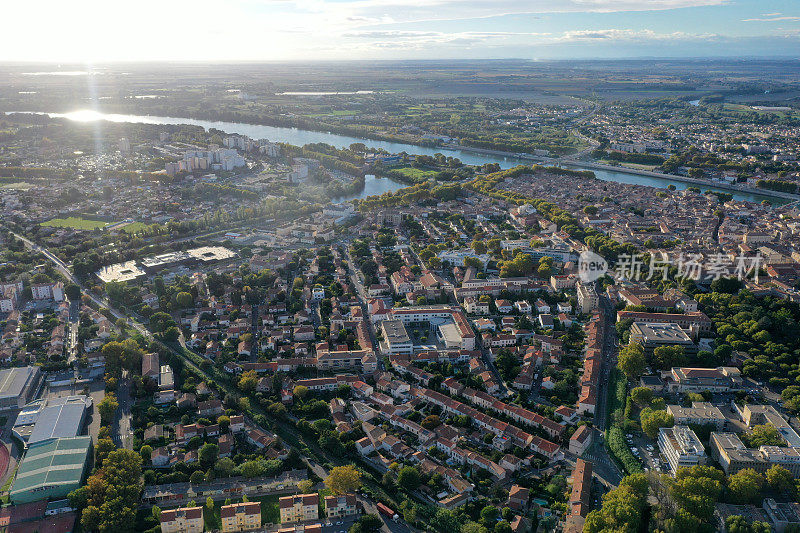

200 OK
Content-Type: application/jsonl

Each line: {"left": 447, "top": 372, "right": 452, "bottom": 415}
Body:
{"left": 41, "top": 216, "right": 109, "bottom": 230}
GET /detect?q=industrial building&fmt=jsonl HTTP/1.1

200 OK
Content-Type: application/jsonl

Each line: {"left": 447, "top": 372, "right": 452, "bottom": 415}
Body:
{"left": 10, "top": 436, "right": 92, "bottom": 504}
{"left": 12, "top": 395, "right": 92, "bottom": 446}
{"left": 0, "top": 366, "right": 43, "bottom": 411}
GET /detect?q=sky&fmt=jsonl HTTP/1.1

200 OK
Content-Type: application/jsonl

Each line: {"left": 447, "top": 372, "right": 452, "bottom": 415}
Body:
{"left": 2, "top": 0, "right": 799, "bottom": 62}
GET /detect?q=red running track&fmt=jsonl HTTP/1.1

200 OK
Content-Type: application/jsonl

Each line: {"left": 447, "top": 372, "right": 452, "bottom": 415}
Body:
{"left": 0, "top": 444, "right": 10, "bottom": 481}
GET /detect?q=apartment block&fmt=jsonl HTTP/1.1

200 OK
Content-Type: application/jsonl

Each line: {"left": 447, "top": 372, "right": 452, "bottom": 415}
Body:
{"left": 576, "top": 282, "right": 599, "bottom": 314}
{"left": 667, "top": 402, "right": 726, "bottom": 431}
{"left": 279, "top": 493, "right": 319, "bottom": 523}
{"left": 658, "top": 425, "right": 706, "bottom": 475}
{"left": 160, "top": 506, "right": 204, "bottom": 533}
{"left": 710, "top": 432, "right": 800, "bottom": 477}
{"left": 221, "top": 502, "right": 262, "bottom": 532}
{"left": 324, "top": 494, "right": 359, "bottom": 519}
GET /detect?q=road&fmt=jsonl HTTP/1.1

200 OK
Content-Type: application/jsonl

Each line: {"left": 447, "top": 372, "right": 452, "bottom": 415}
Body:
{"left": 594, "top": 295, "right": 618, "bottom": 432}
{"left": 115, "top": 371, "right": 134, "bottom": 449}
{"left": 10, "top": 230, "right": 135, "bottom": 449}
{"left": 344, "top": 249, "right": 382, "bottom": 366}
{"left": 582, "top": 293, "right": 624, "bottom": 485}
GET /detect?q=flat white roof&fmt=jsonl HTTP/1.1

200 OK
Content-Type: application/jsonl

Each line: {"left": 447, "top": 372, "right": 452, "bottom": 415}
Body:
{"left": 96, "top": 261, "right": 146, "bottom": 283}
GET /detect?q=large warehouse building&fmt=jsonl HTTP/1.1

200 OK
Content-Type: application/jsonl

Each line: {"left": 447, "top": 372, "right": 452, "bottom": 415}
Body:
{"left": 0, "top": 366, "right": 43, "bottom": 411}
{"left": 10, "top": 436, "right": 92, "bottom": 504}
{"left": 13, "top": 395, "right": 92, "bottom": 446}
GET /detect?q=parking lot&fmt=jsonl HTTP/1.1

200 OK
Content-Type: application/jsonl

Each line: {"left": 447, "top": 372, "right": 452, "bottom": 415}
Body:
{"left": 627, "top": 433, "right": 669, "bottom": 475}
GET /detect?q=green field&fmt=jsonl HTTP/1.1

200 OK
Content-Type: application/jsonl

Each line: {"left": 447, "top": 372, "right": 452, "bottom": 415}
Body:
{"left": 41, "top": 217, "right": 109, "bottom": 230}
{"left": 120, "top": 222, "right": 150, "bottom": 234}
{"left": 391, "top": 166, "right": 439, "bottom": 180}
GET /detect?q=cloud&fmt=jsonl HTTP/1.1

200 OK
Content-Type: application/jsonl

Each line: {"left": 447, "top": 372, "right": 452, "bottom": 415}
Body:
{"left": 558, "top": 28, "right": 715, "bottom": 41}
{"left": 743, "top": 15, "right": 800, "bottom": 22}
{"left": 340, "top": 29, "right": 552, "bottom": 51}
{"left": 272, "top": 0, "right": 729, "bottom": 27}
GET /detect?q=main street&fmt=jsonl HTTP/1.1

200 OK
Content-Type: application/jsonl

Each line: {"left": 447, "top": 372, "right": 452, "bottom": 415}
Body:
{"left": 584, "top": 293, "right": 624, "bottom": 486}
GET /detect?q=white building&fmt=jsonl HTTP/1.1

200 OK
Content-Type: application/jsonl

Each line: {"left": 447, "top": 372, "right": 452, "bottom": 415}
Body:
{"left": 576, "top": 282, "right": 598, "bottom": 314}
{"left": 658, "top": 425, "right": 706, "bottom": 475}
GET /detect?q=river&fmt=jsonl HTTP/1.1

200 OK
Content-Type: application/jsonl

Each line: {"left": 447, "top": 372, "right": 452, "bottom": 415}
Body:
{"left": 6, "top": 110, "right": 786, "bottom": 204}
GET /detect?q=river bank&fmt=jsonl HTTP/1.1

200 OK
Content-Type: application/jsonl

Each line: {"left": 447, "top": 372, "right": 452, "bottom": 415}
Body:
{"left": 442, "top": 142, "right": 799, "bottom": 202}
{"left": 6, "top": 110, "right": 791, "bottom": 205}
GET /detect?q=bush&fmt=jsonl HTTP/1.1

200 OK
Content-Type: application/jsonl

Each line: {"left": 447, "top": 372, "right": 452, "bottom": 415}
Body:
{"left": 605, "top": 369, "right": 642, "bottom": 474}
{"left": 607, "top": 426, "right": 642, "bottom": 474}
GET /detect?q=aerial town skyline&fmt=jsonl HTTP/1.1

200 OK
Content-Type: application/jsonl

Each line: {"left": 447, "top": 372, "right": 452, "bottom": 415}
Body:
{"left": 1, "top": 4, "right": 800, "bottom": 532}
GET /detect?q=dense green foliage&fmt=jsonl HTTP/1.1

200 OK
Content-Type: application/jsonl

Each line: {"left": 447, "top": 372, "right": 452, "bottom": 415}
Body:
{"left": 697, "top": 290, "right": 800, "bottom": 387}
{"left": 605, "top": 369, "right": 642, "bottom": 474}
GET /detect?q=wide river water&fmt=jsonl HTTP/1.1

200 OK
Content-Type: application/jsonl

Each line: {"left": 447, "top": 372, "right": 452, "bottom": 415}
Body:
{"left": 9, "top": 110, "right": 785, "bottom": 204}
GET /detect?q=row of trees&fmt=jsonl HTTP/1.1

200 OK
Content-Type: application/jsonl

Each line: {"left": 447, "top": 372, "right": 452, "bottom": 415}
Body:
{"left": 69, "top": 449, "right": 143, "bottom": 532}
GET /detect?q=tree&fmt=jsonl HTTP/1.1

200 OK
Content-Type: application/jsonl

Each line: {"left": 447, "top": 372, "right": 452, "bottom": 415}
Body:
{"left": 766, "top": 465, "right": 794, "bottom": 494}
{"left": 176, "top": 291, "right": 194, "bottom": 308}
{"left": 668, "top": 465, "right": 725, "bottom": 524}
{"left": 267, "top": 402, "right": 287, "bottom": 419}
{"left": 293, "top": 385, "right": 310, "bottom": 401}
{"left": 139, "top": 445, "right": 152, "bottom": 464}
{"left": 95, "top": 438, "right": 117, "bottom": 467}
{"left": 584, "top": 473, "right": 649, "bottom": 533}
{"left": 471, "top": 240, "right": 487, "bottom": 255}
{"left": 162, "top": 326, "right": 180, "bottom": 343}
{"left": 397, "top": 466, "right": 421, "bottom": 491}
{"left": 726, "top": 515, "right": 771, "bottom": 533}
{"left": 199, "top": 443, "right": 219, "bottom": 467}
{"left": 639, "top": 408, "right": 674, "bottom": 438}
{"left": 241, "top": 460, "right": 264, "bottom": 478}
{"left": 742, "top": 424, "right": 786, "bottom": 447}
{"left": 652, "top": 345, "right": 687, "bottom": 370}
{"left": 421, "top": 415, "right": 441, "bottom": 430}
{"left": 238, "top": 371, "right": 258, "bottom": 394}
{"left": 356, "top": 514, "right": 382, "bottom": 532}
{"left": 190, "top": 470, "right": 205, "bottom": 484}
{"left": 630, "top": 386, "right": 654, "bottom": 406}
{"left": 537, "top": 261, "right": 551, "bottom": 278}
{"left": 728, "top": 469, "right": 764, "bottom": 504}
{"left": 206, "top": 496, "right": 214, "bottom": 510}
{"left": 325, "top": 465, "right": 362, "bottom": 495}
{"left": 298, "top": 479, "right": 315, "bottom": 493}
{"left": 494, "top": 520, "right": 512, "bottom": 533}
{"left": 101, "top": 338, "right": 145, "bottom": 376}
{"left": 461, "top": 522, "right": 488, "bottom": 533}
{"left": 431, "top": 509, "right": 460, "bottom": 533}
{"left": 79, "top": 449, "right": 143, "bottom": 533}
{"left": 215, "top": 457, "right": 235, "bottom": 477}
{"left": 65, "top": 283, "right": 81, "bottom": 301}
{"left": 98, "top": 393, "right": 119, "bottom": 425}
{"left": 464, "top": 257, "right": 484, "bottom": 270}
{"left": 617, "top": 343, "right": 646, "bottom": 380}
{"left": 480, "top": 506, "right": 500, "bottom": 527}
